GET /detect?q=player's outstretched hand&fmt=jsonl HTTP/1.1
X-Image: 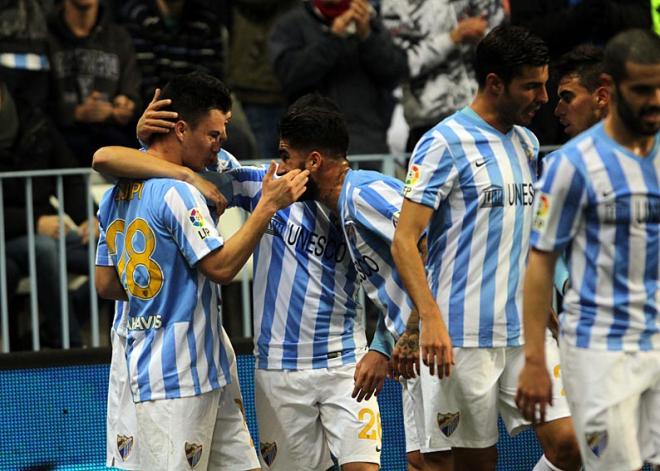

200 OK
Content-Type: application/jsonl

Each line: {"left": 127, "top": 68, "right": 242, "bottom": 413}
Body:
{"left": 352, "top": 350, "right": 388, "bottom": 402}
{"left": 261, "top": 161, "right": 309, "bottom": 210}
{"left": 136, "top": 88, "right": 178, "bottom": 145}
{"left": 391, "top": 331, "right": 420, "bottom": 379}
{"left": 420, "top": 312, "right": 454, "bottom": 379}
{"left": 515, "top": 360, "right": 553, "bottom": 424}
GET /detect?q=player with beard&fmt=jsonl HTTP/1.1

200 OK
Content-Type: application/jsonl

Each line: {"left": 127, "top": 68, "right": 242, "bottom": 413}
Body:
{"left": 391, "top": 26, "right": 582, "bottom": 471}
{"left": 517, "top": 28, "right": 660, "bottom": 471}
{"left": 93, "top": 96, "right": 392, "bottom": 470}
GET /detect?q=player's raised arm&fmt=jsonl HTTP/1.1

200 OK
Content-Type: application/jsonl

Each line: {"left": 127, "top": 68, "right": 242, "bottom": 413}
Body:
{"left": 392, "top": 198, "right": 453, "bottom": 378}
{"left": 93, "top": 146, "right": 225, "bottom": 214}
{"left": 198, "top": 162, "right": 308, "bottom": 284}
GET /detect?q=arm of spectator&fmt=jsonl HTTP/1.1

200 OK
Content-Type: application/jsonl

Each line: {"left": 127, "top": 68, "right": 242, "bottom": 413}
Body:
{"left": 92, "top": 146, "right": 226, "bottom": 213}
{"left": 136, "top": 89, "right": 178, "bottom": 145}
{"left": 268, "top": 11, "right": 344, "bottom": 99}
{"left": 197, "top": 163, "right": 308, "bottom": 283}
{"left": 95, "top": 265, "right": 128, "bottom": 301}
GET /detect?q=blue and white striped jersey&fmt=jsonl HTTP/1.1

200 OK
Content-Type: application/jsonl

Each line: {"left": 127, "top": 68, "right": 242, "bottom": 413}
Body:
{"left": 97, "top": 178, "right": 232, "bottom": 402}
{"left": 227, "top": 167, "right": 366, "bottom": 370}
{"left": 338, "top": 169, "right": 412, "bottom": 338}
{"left": 403, "top": 107, "right": 539, "bottom": 348}
{"left": 532, "top": 123, "right": 660, "bottom": 351}
{"left": 103, "top": 148, "right": 241, "bottom": 337}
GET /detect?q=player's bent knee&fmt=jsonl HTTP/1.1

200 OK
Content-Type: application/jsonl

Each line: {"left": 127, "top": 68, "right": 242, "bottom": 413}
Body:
{"left": 406, "top": 450, "right": 424, "bottom": 471}
{"left": 541, "top": 423, "right": 581, "bottom": 469}
{"left": 340, "top": 462, "right": 379, "bottom": 471}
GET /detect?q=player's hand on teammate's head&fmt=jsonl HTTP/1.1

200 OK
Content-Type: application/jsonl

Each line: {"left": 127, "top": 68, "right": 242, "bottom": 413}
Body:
{"left": 136, "top": 88, "right": 178, "bottom": 145}
{"left": 260, "top": 161, "right": 309, "bottom": 211}
{"left": 352, "top": 350, "right": 388, "bottom": 402}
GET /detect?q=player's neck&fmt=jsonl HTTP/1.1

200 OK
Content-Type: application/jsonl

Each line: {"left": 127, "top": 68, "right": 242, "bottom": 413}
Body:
{"left": 604, "top": 112, "right": 657, "bottom": 157}
{"left": 319, "top": 160, "right": 350, "bottom": 214}
{"left": 470, "top": 96, "right": 513, "bottom": 134}
{"left": 147, "top": 141, "right": 184, "bottom": 167}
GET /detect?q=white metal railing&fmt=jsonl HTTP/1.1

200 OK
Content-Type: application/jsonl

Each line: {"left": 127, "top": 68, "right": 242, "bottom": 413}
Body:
{"left": 0, "top": 168, "right": 98, "bottom": 353}
{"left": 0, "top": 149, "right": 560, "bottom": 353}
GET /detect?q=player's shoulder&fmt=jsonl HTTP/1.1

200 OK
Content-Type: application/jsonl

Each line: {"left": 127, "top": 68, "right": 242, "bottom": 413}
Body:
{"left": 554, "top": 123, "right": 604, "bottom": 169}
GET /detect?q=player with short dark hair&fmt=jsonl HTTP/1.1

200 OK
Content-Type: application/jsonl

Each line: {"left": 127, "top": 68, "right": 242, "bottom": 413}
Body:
{"left": 553, "top": 44, "right": 609, "bottom": 138}
{"left": 95, "top": 72, "right": 308, "bottom": 470}
{"left": 392, "top": 25, "right": 581, "bottom": 471}
{"left": 518, "top": 28, "right": 660, "bottom": 471}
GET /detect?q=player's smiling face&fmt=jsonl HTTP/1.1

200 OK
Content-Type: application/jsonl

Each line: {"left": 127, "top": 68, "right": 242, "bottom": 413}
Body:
{"left": 499, "top": 65, "right": 549, "bottom": 127}
{"left": 182, "top": 109, "right": 231, "bottom": 172}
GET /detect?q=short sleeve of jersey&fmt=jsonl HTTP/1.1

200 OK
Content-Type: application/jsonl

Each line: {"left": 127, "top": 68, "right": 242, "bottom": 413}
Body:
{"left": 403, "top": 131, "right": 458, "bottom": 209}
{"left": 226, "top": 166, "right": 266, "bottom": 212}
{"left": 351, "top": 181, "right": 403, "bottom": 244}
{"left": 531, "top": 153, "right": 588, "bottom": 252}
{"left": 161, "top": 181, "right": 224, "bottom": 267}
{"left": 96, "top": 222, "right": 111, "bottom": 267}
{"left": 208, "top": 148, "right": 241, "bottom": 173}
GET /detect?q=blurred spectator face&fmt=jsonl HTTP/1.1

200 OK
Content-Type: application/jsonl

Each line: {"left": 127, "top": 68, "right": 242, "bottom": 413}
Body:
{"left": 313, "top": 0, "right": 351, "bottom": 19}
{"left": 181, "top": 109, "right": 231, "bottom": 172}
{"left": 66, "top": 0, "right": 98, "bottom": 10}
{"left": 555, "top": 74, "right": 604, "bottom": 137}
{"left": 497, "top": 65, "right": 549, "bottom": 127}
{"left": 614, "top": 61, "right": 660, "bottom": 137}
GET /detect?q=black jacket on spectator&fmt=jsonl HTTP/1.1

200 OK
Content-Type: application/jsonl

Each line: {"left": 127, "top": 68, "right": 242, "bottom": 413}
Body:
{"left": 269, "top": 3, "right": 407, "bottom": 154}
{"left": 115, "top": 0, "right": 225, "bottom": 110}
{"left": 47, "top": 5, "right": 141, "bottom": 127}
{"left": 0, "top": 89, "right": 88, "bottom": 240}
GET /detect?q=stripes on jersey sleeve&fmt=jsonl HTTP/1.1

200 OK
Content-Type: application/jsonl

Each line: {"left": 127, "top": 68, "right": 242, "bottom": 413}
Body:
{"left": 531, "top": 151, "right": 588, "bottom": 253}
{"left": 404, "top": 129, "right": 459, "bottom": 209}
{"left": 162, "top": 182, "right": 224, "bottom": 267}
{"left": 226, "top": 167, "right": 266, "bottom": 212}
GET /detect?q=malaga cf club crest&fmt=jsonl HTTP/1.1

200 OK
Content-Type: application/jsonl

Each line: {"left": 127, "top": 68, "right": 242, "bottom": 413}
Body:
{"left": 117, "top": 434, "right": 133, "bottom": 461}
{"left": 437, "top": 412, "right": 460, "bottom": 437}
{"left": 185, "top": 442, "right": 203, "bottom": 468}
{"left": 260, "top": 441, "right": 277, "bottom": 466}
{"left": 585, "top": 431, "right": 608, "bottom": 457}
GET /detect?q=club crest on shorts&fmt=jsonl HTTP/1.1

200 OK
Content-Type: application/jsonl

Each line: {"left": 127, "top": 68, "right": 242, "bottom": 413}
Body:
{"left": 117, "top": 434, "right": 133, "bottom": 461}
{"left": 260, "top": 441, "right": 277, "bottom": 466}
{"left": 585, "top": 431, "right": 608, "bottom": 457}
{"left": 185, "top": 442, "right": 203, "bottom": 468}
{"left": 437, "top": 412, "right": 460, "bottom": 437}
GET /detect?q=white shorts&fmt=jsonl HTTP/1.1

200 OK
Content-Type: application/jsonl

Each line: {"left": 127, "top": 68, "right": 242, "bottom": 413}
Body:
{"left": 107, "top": 327, "right": 259, "bottom": 471}
{"left": 420, "top": 335, "right": 571, "bottom": 449}
{"left": 255, "top": 362, "right": 381, "bottom": 470}
{"left": 106, "top": 329, "right": 140, "bottom": 470}
{"left": 560, "top": 340, "right": 660, "bottom": 471}
{"left": 402, "top": 377, "right": 450, "bottom": 454}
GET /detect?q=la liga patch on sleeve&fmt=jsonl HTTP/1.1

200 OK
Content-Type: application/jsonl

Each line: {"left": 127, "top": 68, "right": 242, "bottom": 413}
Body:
{"left": 533, "top": 193, "right": 551, "bottom": 231}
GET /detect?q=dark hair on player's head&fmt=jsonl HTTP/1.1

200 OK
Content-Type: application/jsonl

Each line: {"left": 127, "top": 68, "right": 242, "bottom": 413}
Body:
{"left": 280, "top": 95, "right": 349, "bottom": 158}
{"left": 603, "top": 29, "right": 660, "bottom": 83}
{"left": 553, "top": 44, "right": 605, "bottom": 91}
{"left": 159, "top": 72, "right": 232, "bottom": 129}
{"left": 475, "top": 25, "right": 550, "bottom": 88}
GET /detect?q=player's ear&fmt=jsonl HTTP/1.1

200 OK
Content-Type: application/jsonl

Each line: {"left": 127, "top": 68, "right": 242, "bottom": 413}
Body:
{"left": 486, "top": 73, "right": 504, "bottom": 96}
{"left": 174, "top": 120, "right": 187, "bottom": 142}
{"left": 308, "top": 151, "right": 322, "bottom": 170}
